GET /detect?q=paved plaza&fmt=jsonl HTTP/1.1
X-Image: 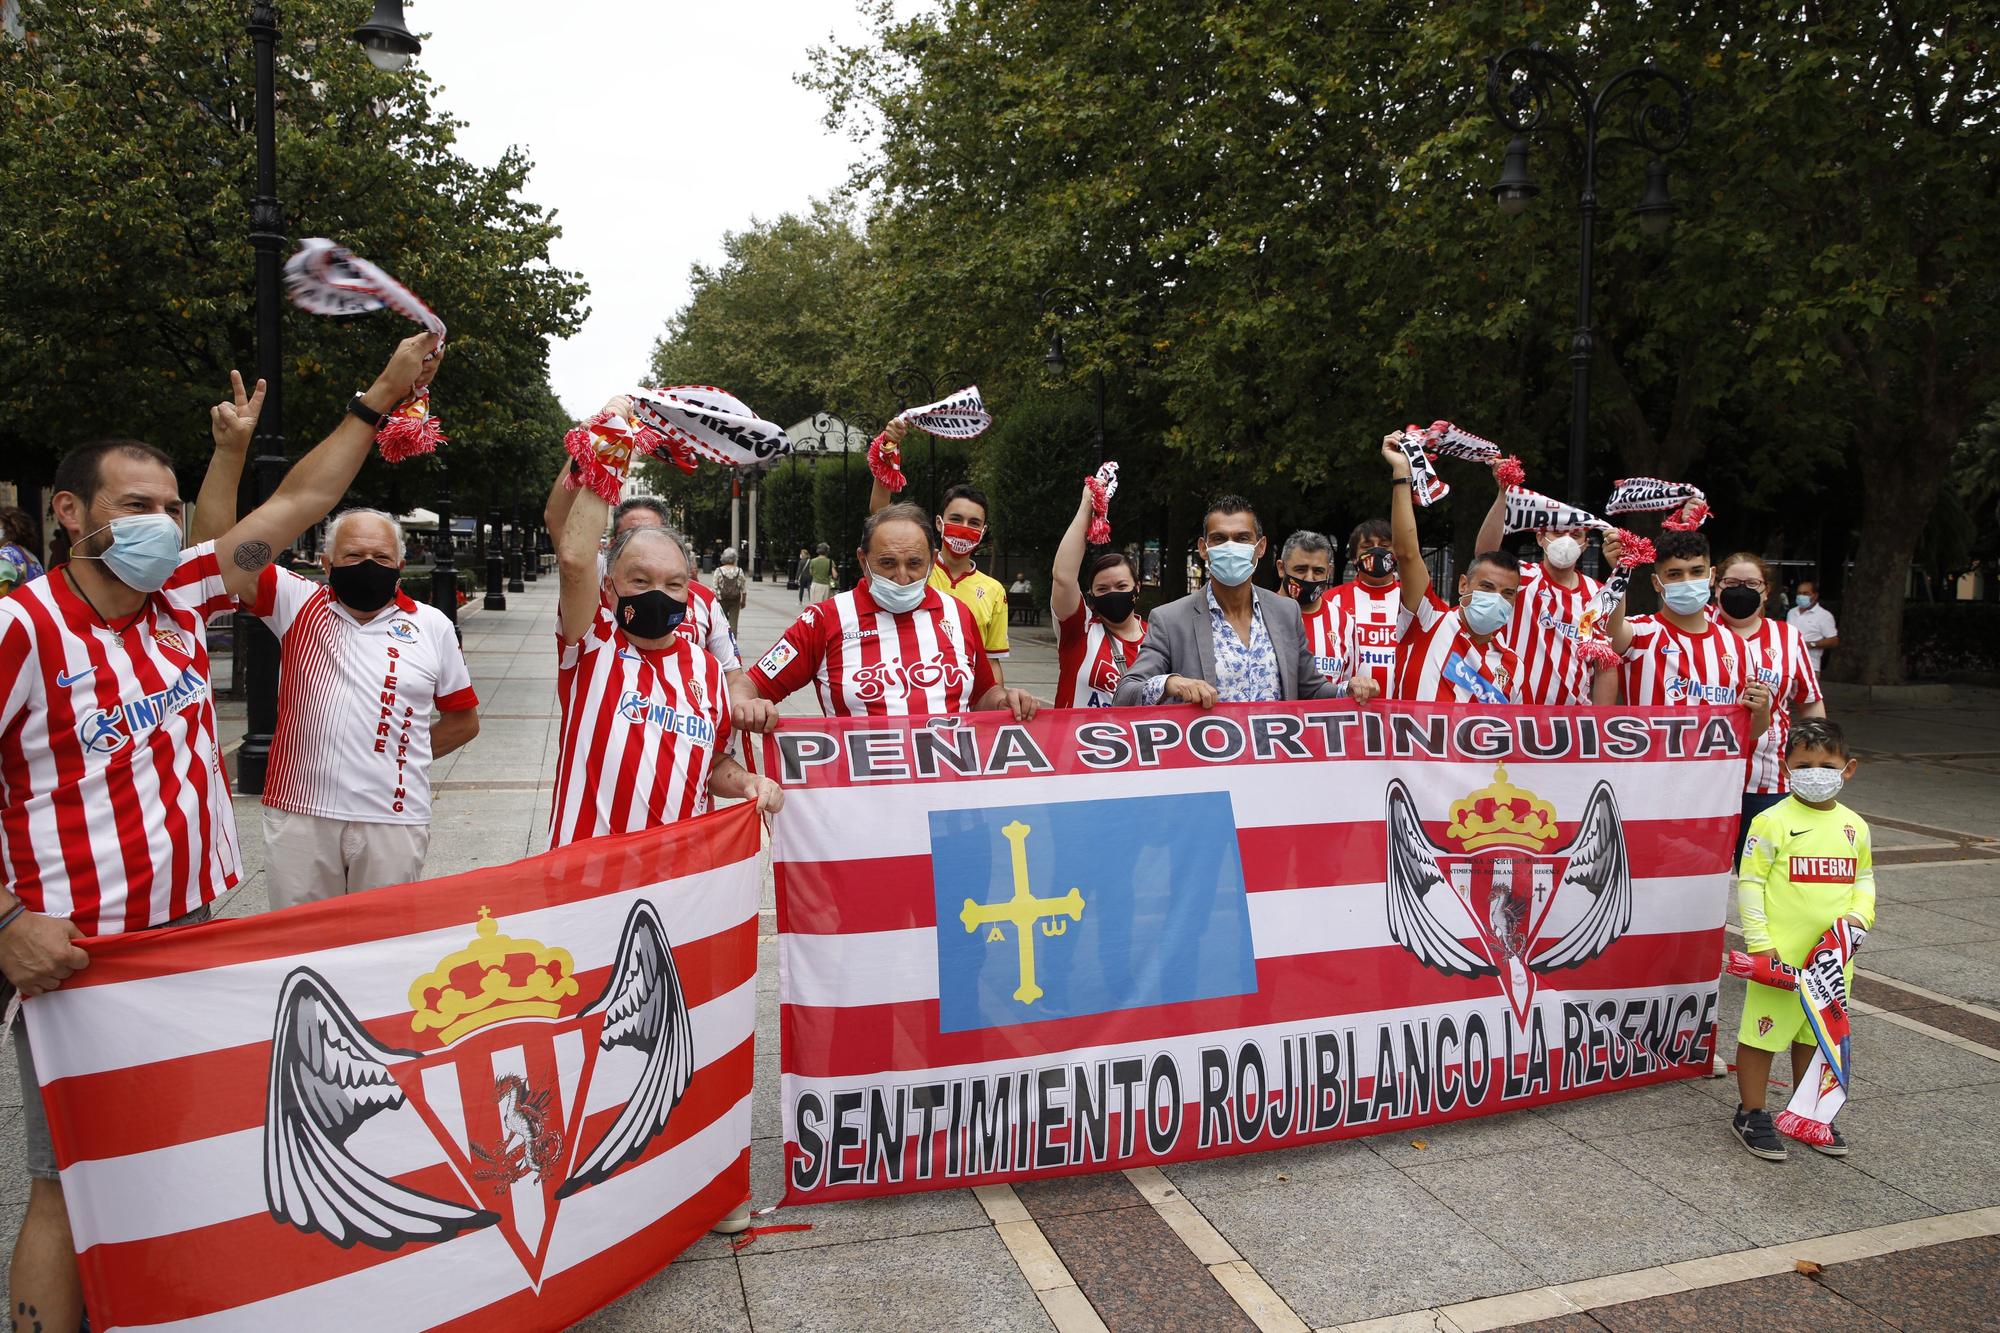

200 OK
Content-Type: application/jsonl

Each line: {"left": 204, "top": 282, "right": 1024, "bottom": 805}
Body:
{"left": 11, "top": 575, "right": 2000, "bottom": 1332}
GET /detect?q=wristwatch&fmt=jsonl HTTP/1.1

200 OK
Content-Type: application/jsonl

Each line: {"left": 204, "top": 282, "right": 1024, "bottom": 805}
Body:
{"left": 1390, "top": 477, "right": 1411, "bottom": 487}
{"left": 346, "top": 395, "right": 386, "bottom": 428}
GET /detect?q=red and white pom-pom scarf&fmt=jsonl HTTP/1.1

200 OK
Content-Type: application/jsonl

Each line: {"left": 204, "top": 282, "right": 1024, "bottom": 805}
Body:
{"left": 868, "top": 430, "right": 906, "bottom": 493}
{"left": 627, "top": 386, "right": 791, "bottom": 469}
{"left": 1605, "top": 476, "right": 1711, "bottom": 530}
{"left": 285, "top": 238, "right": 449, "bottom": 462}
{"left": 900, "top": 386, "right": 992, "bottom": 440}
{"left": 1724, "top": 920, "right": 1865, "bottom": 1147}
{"left": 561, "top": 411, "right": 670, "bottom": 504}
{"left": 1395, "top": 421, "right": 1527, "bottom": 506}
{"left": 1084, "top": 461, "right": 1119, "bottom": 544}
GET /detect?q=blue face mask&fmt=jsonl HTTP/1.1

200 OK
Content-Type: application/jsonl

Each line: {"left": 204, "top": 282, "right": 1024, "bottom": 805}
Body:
{"left": 1795, "top": 593, "right": 1815, "bottom": 609}
{"left": 1660, "top": 578, "right": 1711, "bottom": 615}
{"left": 1460, "top": 589, "right": 1513, "bottom": 636}
{"left": 1205, "top": 541, "right": 1258, "bottom": 587}
{"left": 868, "top": 572, "right": 928, "bottom": 613}
{"left": 76, "top": 513, "right": 183, "bottom": 593}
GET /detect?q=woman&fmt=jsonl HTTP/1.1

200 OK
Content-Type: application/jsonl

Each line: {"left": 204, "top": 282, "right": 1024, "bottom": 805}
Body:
{"left": 0, "top": 506, "right": 45, "bottom": 598}
{"left": 1050, "top": 481, "right": 1146, "bottom": 708}
{"left": 736, "top": 503, "right": 1040, "bottom": 723}
{"left": 1716, "top": 550, "right": 1826, "bottom": 847}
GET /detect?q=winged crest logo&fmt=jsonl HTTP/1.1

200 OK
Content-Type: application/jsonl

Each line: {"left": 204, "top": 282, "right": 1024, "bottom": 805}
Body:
{"left": 262, "top": 901, "right": 695, "bottom": 1288}
{"left": 1385, "top": 765, "right": 1632, "bottom": 1029}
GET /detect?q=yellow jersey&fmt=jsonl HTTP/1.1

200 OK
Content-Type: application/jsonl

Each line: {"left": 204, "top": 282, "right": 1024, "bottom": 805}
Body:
{"left": 929, "top": 564, "right": 1010, "bottom": 658}
{"left": 1737, "top": 796, "right": 1876, "bottom": 963}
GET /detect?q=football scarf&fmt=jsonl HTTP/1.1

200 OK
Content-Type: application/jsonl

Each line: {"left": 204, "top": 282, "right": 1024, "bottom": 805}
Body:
{"left": 285, "top": 238, "right": 448, "bottom": 461}
{"left": 1396, "top": 421, "right": 1527, "bottom": 505}
{"left": 899, "top": 386, "right": 992, "bottom": 440}
{"left": 562, "top": 410, "right": 685, "bottom": 504}
{"left": 627, "top": 386, "right": 791, "bottom": 470}
{"left": 868, "top": 429, "right": 906, "bottom": 493}
{"left": 1724, "top": 919, "right": 1865, "bottom": 1147}
{"left": 1498, "top": 482, "right": 1654, "bottom": 672}
{"left": 1605, "top": 477, "right": 1711, "bottom": 531}
{"left": 1085, "top": 461, "right": 1120, "bottom": 544}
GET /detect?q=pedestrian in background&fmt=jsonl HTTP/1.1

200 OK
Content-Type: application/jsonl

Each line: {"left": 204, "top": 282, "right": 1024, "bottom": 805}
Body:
{"left": 1788, "top": 579, "right": 1840, "bottom": 674}
{"left": 806, "top": 542, "right": 836, "bottom": 601}
{"left": 714, "top": 546, "right": 748, "bottom": 636}
{"left": 0, "top": 507, "right": 45, "bottom": 599}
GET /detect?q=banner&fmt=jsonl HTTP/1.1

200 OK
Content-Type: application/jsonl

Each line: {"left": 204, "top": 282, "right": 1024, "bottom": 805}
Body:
{"left": 25, "top": 804, "right": 760, "bottom": 1332}
{"left": 762, "top": 703, "right": 1746, "bottom": 1204}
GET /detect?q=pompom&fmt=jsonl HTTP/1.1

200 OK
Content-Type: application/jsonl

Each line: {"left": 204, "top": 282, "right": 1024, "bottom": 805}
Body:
{"left": 1611, "top": 530, "right": 1655, "bottom": 568}
{"left": 561, "top": 410, "right": 634, "bottom": 503}
{"left": 375, "top": 394, "right": 446, "bottom": 462}
{"left": 1577, "top": 638, "right": 1622, "bottom": 673}
{"left": 868, "top": 430, "right": 906, "bottom": 492}
{"left": 1773, "top": 1110, "right": 1835, "bottom": 1146}
{"left": 632, "top": 422, "right": 698, "bottom": 475}
{"left": 1662, "top": 500, "right": 1711, "bottom": 531}
{"left": 1084, "top": 474, "right": 1112, "bottom": 544}
{"left": 1493, "top": 455, "right": 1526, "bottom": 488}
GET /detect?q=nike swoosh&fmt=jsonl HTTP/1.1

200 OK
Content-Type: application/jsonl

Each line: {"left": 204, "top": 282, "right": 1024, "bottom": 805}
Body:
{"left": 1789, "top": 830, "right": 1810, "bottom": 838}
{"left": 55, "top": 666, "right": 95, "bottom": 688}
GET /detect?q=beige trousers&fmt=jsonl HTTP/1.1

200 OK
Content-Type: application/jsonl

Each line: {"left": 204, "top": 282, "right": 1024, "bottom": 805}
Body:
{"left": 261, "top": 806, "right": 432, "bottom": 911}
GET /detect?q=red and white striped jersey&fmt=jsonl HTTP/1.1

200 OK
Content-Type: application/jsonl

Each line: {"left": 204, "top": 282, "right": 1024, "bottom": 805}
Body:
{"left": 1619, "top": 615, "right": 1747, "bottom": 709}
{"left": 1728, "top": 616, "right": 1824, "bottom": 794}
{"left": 747, "top": 581, "right": 995, "bottom": 718}
{"left": 1327, "top": 579, "right": 1442, "bottom": 699}
{"left": 548, "top": 607, "right": 731, "bottom": 849}
{"left": 250, "top": 567, "right": 477, "bottom": 826}
{"left": 1504, "top": 564, "right": 1608, "bottom": 705}
{"left": 0, "top": 545, "right": 240, "bottom": 935}
{"left": 600, "top": 576, "right": 739, "bottom": 670}
{"left": 1053, "top": 605, "right": 1147, "bottom": 709}
{"left": 1300, "top": 598, "right": 1349, "bottom": 686}
{"left": 1394, "top": 599, "right": 1523, "bottom": 704}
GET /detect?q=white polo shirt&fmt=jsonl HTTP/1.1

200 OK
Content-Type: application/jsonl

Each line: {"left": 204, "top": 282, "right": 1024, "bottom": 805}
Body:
{"left": 250, "top": 567, "right": 477, "bottom": 826}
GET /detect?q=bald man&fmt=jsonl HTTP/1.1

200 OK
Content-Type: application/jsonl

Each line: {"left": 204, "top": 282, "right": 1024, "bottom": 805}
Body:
{"left": 244, "top": 507, "right": 480, "bottom": 908}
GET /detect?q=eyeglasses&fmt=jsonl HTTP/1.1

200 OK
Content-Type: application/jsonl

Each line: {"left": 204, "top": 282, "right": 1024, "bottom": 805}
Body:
{"left": 1717, "top": 578, "right": 1766, "bottom": 591}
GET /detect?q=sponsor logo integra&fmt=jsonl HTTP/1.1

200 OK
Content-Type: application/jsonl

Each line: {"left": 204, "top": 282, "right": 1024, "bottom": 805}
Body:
{"left": 77, "top": 665, "right": 209, "bottom": 755}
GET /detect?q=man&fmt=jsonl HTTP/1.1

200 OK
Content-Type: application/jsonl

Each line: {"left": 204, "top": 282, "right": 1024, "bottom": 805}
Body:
{"left": 245, "top": 508, "right": 479, "bottom": 909}
{"left": 806, "top": 542, "right": 836, "bottom": 602}
{"left": 1382, "top": 437, "right": 1524, "bottom": 704}
{"left": 1274, "top": 529, "right": 1348, "bottom": 686}
{"left": 714, "top": 546, "right": 748, "bottom": 637}
{"left": 1473, "top": 463, "right": 1624, "bottom": 704}
{"left": 1112, "top": 496, "right": 1376, "bottom": 707}
{"left": 548, "top": 462, "right": 779, "bottom": 848}
{"left": 1325, "top": 516, "right": 1439, "bottom": 700}
{"left": 733, "top": 504, "right": 1040, "bottom": 725}
{"left": 0, "top": 332, "right": 440, "bottom": 1333}
{"left": 1607, "top": 529, "right": 1774, "bottom": 741}
{"left": 1787, "top": 580, "right": 1840, "bottom": 673}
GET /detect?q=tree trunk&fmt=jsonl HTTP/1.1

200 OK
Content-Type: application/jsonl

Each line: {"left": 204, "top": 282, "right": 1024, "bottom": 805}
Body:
{"left": 1837, "top": 422, "right": 1955, "bottom": 684}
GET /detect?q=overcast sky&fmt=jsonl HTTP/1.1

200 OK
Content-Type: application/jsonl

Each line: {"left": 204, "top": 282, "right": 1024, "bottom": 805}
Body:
{"left": 417, "top": 0, "right": 881, "bottom": 417}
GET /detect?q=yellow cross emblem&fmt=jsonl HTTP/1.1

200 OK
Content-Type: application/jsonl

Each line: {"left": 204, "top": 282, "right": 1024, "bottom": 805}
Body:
{"left": 959, "top": 820, "right": 1085, "bottom": 1005}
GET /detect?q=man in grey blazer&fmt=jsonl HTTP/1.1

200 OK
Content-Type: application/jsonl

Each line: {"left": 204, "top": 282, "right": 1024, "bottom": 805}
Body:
{"left": 1113, "top": 495, "right": 1382, "bottom": 707}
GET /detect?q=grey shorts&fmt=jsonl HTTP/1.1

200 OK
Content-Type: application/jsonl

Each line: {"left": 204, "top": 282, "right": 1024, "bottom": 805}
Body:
{"left": 14, "top": 904, "right": 212, "bottom": 1182}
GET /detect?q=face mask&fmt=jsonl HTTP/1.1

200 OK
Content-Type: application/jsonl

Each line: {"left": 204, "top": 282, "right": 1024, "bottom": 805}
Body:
{"left": 1357, "top": 548, "right": 1394, "bottom": 579}
{"left": 75, "top": 512, "right": 183, "bottom": 593}
{"left": 1205, "top": 541, "right": 1257, "bottom": 587}
{"left": 1795, "top": 593, "right": 1815, "bottom": 609}
{"left": 1285, "top": 576, "right": 1329, "bottom": 604}
{"left": 1660, "top": 578, "right": 1711, "bottom": 615}
{"left": 1788, "top": 766, "right": 1846, "bottom": 804}
{"left": 869, "top": 573, "right": 929, "bottom": 613}
{"left": 1543, "top": 535, "right": 1583, "bottom": 570}
{"left": 616, "top": 589, "right": 687, "bottom": 640}
{"left": 1086, "top": 589, "right": 1136, "bottom": 624}
{"left": 1460, "top": 589, "right": 1513, "bottom": 635}
{"left": 940, "top": 522, "right": 983, "bottom": 557}
{"left": 1718, "top": 585, "right": 1764, "bottom": 620}
{"left": 328, "top": 558, "right": 401, "bottom": 613}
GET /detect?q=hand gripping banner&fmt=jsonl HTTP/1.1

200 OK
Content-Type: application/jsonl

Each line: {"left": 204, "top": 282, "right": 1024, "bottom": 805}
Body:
{"left": 24, "top": 805, "right": 760, "bottom": 1331}
{"left": 761, "top": 702, "right": 1748, "bottom": 1203}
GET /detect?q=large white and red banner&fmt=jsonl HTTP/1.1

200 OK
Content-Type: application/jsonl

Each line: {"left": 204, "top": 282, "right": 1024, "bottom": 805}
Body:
{"left": 763, "top": 703, "right": 1747, "bottom": 1204}
{"left": 25, "top": 804, "right": 760, "bottom": 1332}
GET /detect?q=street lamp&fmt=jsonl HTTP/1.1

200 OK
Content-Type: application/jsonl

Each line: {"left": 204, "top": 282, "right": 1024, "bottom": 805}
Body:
{"left": 1484, "top": 46, "right": 1692, "bottom": 524}
{"left": 237, "top": 0, "right": 423, "bottom": 795}
{"left": 1040, "top": 286, "right": 1107, "bottom": 467}
{"left": 886, "top": 365, "right": 972, "bottom": 519}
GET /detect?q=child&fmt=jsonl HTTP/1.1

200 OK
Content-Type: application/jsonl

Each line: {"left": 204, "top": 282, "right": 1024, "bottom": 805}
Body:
{"left": 1731, "top": 717, "right": 1875, "bottom": 1161}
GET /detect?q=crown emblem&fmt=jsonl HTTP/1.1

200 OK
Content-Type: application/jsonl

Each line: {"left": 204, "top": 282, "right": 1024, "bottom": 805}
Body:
{"left": 1445, "top": 764, "right": 1559, "bottom": 853}
{"left": 408, "top": 907, "right": 581, "bottom": 1045}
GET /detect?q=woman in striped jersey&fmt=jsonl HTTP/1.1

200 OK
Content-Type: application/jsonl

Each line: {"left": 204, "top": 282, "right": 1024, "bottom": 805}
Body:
{"left": 1715, "top": 551, "right": 1826, "bottom": 849}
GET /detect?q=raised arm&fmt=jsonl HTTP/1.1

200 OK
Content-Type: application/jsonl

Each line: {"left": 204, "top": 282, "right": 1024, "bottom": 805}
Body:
{"left": 1474, "top": 462, "right": 1508, "bottom": 556}
{"left": 213, "top": 333, "right": 437, "bottom": 602}
{"left": 546, "top": 395, "right": 631, "bottom": 539}
{"left": 1050, "top": 482, "right": 1095, "bottom": 622}
{"left": 866, "top": 417, "right": 908, "bottom": 515}
{"left": 555, "top": 461, "right": 611, "bottom": 644}
{"left": 1383, "top": 434, "right": 1429, "bottom": 612}
{"left": 191, "top": 371, "right": 265, "bottom": 544}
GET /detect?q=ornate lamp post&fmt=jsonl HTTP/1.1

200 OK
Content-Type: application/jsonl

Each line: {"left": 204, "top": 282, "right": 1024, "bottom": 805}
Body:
{"left": 1484, "top": 46, "right": 1692, "bottom": 520}
{"left": 1039, "top": 287, "right": 1107, "bottom": 467}
{"left": 237, "top": 0, "right": 421, "bottom": 795}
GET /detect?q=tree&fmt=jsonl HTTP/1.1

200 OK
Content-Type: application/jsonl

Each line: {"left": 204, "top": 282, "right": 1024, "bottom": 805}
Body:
{"left": 0, "top": 0, "right": 587, "bottom": 513}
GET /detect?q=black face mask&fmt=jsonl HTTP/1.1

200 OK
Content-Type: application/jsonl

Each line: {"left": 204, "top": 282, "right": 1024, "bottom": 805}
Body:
{"left": 1286, "top": 576, "right": 1329, "bottom": 603}
{"left": 1718, "top": 585, "right": 1764, "bottom": 620}
{"left": 328, "top": 558, "right": 401, "bottom": 613}
{"left": 617, "top": 589, "right": 688, "bottom": 640}
{"left": 1085, "top": 589, "right": 1136, "bottom": 624}
{"left": 1357, "top": 548, "right": 1394, "bottom": 578}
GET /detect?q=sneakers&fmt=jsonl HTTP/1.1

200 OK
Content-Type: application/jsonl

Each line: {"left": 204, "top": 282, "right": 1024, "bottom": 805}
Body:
{"left": 710, "top": 1201, "right": 753, "bottom": 1235}
{"left": 1809, "top": 1125, "right": 1851, "bottom": 1158}
{"left": 1732, "top": 1106, "right": 1789, "bottom": 1161}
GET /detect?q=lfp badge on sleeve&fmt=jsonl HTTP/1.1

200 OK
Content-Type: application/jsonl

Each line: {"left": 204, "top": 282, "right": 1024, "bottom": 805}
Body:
{"left": 928, "top": 792, "right": 1258, "bottom": 1034}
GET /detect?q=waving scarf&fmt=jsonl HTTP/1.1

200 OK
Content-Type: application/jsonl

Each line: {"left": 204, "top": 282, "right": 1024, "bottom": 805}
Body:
{"left": 1605, "top": 477, "right": 1711, "bottom": 531}
{"left": 624, "top": 386, "right": 790, "bottom": 470}
{"left": 284, "top": 238, "right": 448, "bottom": 460}
{"left": 899, "top": 386, "right": 992, "bottom": 440}
{"left": 1085, "top": 461, "right": 1120, "bottom": 544}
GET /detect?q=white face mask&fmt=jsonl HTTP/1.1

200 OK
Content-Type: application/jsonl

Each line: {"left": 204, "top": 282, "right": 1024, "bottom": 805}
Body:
{"left": 868, "top": 573, "right": 928, "bottom": 613}
{"left": 1543, "top": 535, "right": 1583, "bottom": 570}
{"left": 1788, "top": 767, "right": 1846, "bottom": 803}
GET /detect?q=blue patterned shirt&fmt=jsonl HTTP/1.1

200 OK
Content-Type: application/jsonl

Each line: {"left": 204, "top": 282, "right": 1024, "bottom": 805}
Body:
{"left": 1141, "top": 586, "right": 1282, "bottom": 705}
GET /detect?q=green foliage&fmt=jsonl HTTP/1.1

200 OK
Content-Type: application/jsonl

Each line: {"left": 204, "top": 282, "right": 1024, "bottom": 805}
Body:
{"left": 1902, "top": 603, "right": 2000, "bottom": 678}
{"left": 971, "top": 390, "right": 1095, "bottom": 557}
{"left": 811, "top": 453, "right": 870, "bottom": 558}
{"left": 758, "top": 457, "right": 817, "bottom": 562}
{"left": 0, "top": 0, "right": 586, "bottom": 516}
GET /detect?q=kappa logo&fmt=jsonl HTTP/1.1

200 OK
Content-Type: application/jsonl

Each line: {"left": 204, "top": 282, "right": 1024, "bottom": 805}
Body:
{"left": 1386, "top": 764, "right": 1633, "bottom": 1030}
{"left": 263, "top": 902, "right": 694, "bottom": 1288}
{"left": 389, "top": 619, "right": 419, "bottom": 643}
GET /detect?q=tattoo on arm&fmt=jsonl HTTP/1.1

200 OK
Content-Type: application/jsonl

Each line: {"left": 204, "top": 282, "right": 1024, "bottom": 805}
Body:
{"left": 233, "top": 539, "right": 273, "bottom": 573}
